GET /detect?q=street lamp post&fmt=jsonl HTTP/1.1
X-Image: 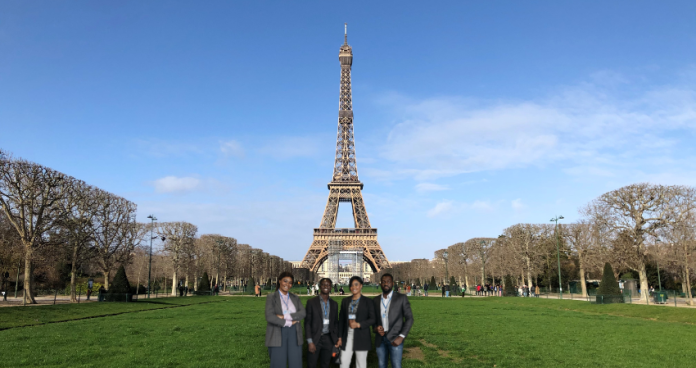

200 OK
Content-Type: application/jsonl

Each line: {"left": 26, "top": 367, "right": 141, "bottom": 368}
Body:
{"left": 480, "top": 240, "right": 487, "bottom": 285}
{"left": 443, "top": 251, "right": 449, "bottom": 287}
{"left": 655, "top": 239, "right": 663, "bottom": 292}
{"left": 550, "top": 216, "right": 564, "bottom": 299}
{"left": 146, "top": 215, "right": 157, "bottom": 299}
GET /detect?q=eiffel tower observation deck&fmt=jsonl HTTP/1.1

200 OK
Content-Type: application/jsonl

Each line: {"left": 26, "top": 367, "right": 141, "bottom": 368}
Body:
{"left": 300, "top": 25, "right": 390, "bottom": 280}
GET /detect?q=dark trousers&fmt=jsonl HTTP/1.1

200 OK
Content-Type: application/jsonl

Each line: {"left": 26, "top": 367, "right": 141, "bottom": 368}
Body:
{"left": 269, "top": 324, "right": 302, "bottom": 368}
{"left": 307, "top": 334, "right": 333, "bottom": 368}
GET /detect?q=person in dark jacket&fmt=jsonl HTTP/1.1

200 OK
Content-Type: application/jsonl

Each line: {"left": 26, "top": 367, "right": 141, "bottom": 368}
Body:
{"left": 305, "top": 278, "right": 340, "bottom": 368}
{"left": 265, "top": 271, "right": 306, "bottom": 368}
{"left": 338, "top": 276, "right": 375, "bottom": 368}
{"left": 373, "top": 273, "right": 414, "bottom": 368}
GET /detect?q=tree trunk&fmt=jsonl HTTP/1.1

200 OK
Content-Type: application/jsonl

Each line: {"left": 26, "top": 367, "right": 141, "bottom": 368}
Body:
{"left": 193, "top": 271, "right": 198, "bottom": 291}
{"left": 171, "top": 271, "right": 178, "bottom": 296}
{"left": 638, "top": 262, "right": 649, "bottom": 299}
{"left": 578, "top": 259, "right": 588, "bottom": 297}
{"left": 683, "top": 241, "right": 693, "bottom": 306}
{"left": 23, "top": 246, "right": 36, "bottom": 304}
{"left": 481, "top": 264, "right": 485, "bottom": 285}
{"left": 70, "top": 244, "right": 79, "bottom": 303}
{"left": 526, "top": 257, "right": 533, "bottom": 289}
{"left": 463, "top": 263, "right": 469, "bottom": 288}
{"left": 104, "top": 270, "right": 110, "bottom": 290}
{"left": 685, "top": 267, "right": 693, "bottom": 306}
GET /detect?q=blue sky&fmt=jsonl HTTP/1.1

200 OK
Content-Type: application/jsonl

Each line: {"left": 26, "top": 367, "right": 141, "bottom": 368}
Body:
{"left": 2, "top": 1, "right": 696, "bottom": 261}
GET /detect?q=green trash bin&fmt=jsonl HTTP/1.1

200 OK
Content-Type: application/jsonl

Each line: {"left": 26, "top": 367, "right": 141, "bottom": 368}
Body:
{"left": 653, "top": 291, "right": 667, "bottom": 304}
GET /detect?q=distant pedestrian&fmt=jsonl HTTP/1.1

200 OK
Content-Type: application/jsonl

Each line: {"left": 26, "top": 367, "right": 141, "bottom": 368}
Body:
{"left": 255, "top": 283, "right": 261, "bottom": 297}
{"left": 98, "top": 286, "right": 106, "bottom": 302}
{"left": 424, "top": 283, "right": 429, "bottom": 297}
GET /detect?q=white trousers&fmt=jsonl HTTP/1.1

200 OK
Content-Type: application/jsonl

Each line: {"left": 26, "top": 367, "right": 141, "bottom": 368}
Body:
{"left": 340, "top": 328, "right": 368, "bottom": 368}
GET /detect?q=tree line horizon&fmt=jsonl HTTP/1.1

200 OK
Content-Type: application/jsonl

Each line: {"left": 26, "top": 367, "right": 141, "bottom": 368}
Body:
{"left": 0, "top": 150, "right": 293, "bottom": 304}
{"left": 375, "top": 184, "right": 695, "bottom": 303}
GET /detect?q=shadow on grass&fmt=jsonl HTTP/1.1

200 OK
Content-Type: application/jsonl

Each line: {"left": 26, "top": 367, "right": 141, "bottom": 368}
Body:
{"left": 0, "top": 296, "right": 227, "bottom": 330}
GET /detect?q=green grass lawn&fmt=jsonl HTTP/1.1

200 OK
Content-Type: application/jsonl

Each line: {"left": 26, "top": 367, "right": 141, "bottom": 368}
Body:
{"left": 2, "top": 296, "right": 696, "bottom": 367}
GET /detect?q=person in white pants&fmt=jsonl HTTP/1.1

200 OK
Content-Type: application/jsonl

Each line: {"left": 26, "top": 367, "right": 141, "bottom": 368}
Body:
{"left": 337, "top": 276, "right": 376, "bottom": 368}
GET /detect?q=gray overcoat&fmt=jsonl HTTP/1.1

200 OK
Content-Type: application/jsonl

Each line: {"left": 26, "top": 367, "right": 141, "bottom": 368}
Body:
{"left": 265, "top": 290, "right": 306, "bottom": 347}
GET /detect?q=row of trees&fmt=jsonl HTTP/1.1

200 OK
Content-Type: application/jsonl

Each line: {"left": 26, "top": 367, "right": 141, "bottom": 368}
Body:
{"left": 127, "top": 228, "right": 294, "bottom": 296}
{"left": 0, "top": 150, "right": 292, "bottom": 303}
{"left": 377, "top": 183, "right": 696, "bottom": 304}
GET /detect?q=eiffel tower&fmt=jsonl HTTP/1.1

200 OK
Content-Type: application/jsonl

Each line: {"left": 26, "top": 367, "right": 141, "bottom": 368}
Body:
{"left": 300, "top": 25, "right": 390, "bottom": 275}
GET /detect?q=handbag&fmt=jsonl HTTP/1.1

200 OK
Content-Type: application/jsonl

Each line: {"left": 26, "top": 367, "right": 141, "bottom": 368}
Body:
{"left": 332, "top": 346, "right": 341, "bottom": 364}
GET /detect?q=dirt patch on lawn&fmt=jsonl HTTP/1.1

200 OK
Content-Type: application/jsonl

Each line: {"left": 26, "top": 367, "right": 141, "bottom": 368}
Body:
{"left": 419, "top": 339, "right": 462, "bottom": 362}
{"left": 404, "top": 346, "right": 425, "bottom": 361}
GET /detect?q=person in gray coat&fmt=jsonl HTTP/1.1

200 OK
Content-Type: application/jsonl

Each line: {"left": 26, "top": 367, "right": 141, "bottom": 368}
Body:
{"left": 266, "top": 271, "right": 306, "bottom": 368}
{"left": 373, "top": 273, "right": 414, "bottom": 368}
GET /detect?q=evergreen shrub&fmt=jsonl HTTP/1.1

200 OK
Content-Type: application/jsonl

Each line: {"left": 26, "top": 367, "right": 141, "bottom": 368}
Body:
{"left": 105, "top": 265, "right": 133, "bottom": 302}
{"left": 198, "top": 272, "right": 211, "bottom": 293}
{"left": 596, "top": 263, "right": 623, "bottom": 304}
{"left": 503, "top": 275, "right": 517, "bottom": 296}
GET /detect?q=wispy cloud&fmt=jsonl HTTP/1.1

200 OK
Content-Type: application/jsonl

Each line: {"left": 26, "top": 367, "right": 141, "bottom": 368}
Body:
{"left": 426, "top": 199, "right": 498, "bottom": 218}
{"left": 415, "top": 183, "right": 450, "bottom": 192}
{"left": 152, "top": 176, "right": 202, "bottom": 193}
{"left": 471, "top": 200, "right": 495, "bottom": 212}
{"left": 220, "top": 140, "right": 245, "bottom": 158}
{"left": 373, "top": 78, "right": 696, "bottom": 181}
{"left": 511, "top": 198, "right": 525, "bottom": 211}
{"left": 427, "top": 201, "right": 454, "bottom": 217}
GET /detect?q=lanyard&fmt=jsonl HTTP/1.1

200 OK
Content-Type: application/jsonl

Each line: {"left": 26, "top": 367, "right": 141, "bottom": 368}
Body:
{"left": 350, "top": 296, "right": 361, "bottom": 314}
{"left": 320, "top": 298, "right": 330, "bottom": 319}
{"left": 381, "top": 292, "right": 392, "bottom": 315}
{"left": 279, "top": 291, "right": 291, "bottom": 311}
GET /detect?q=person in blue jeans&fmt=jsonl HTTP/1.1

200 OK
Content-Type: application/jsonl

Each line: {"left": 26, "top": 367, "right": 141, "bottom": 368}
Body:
{"left": 372, "top": 273, "right": 414, "bottom": 368}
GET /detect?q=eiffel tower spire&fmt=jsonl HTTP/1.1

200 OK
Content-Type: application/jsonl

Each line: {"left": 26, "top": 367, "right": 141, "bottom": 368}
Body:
{"left": 334, "top": 23, "right": 359, "bottom": 183}
{"left": 300, "top": 27, "right": 390, "bottom": 277}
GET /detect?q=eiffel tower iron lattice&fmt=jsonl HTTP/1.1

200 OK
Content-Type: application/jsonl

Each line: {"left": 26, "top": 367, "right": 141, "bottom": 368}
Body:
{"left": 300, "top": 25, "right": 390, "bottom": 275}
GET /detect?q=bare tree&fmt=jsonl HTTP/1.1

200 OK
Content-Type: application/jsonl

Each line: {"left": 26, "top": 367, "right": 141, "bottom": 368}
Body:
{"left": 447, "top": 243, "right": 469, "bottom": 287}
{"left": 158, "top": 222, "right": 198, "bottom": 295}
{"left": 0, "top": 151, "right": 75, "bottom": 303}
{"left": 91, "top": 190, "right": 137, "bottom": 289}
{"left": 585, "top": 183, "right": 683, "bottom": 294}
{"left": 0, "top": 211, "right": 23, "bottom": 296}
{"left": 58, "top": 183, "right": 99, "bottom": 302}
{"left": 463, "top": 238, "right": 496, "bottom": 285}
{"left": 564, "top": 220, "right": 603, "bottom": 297}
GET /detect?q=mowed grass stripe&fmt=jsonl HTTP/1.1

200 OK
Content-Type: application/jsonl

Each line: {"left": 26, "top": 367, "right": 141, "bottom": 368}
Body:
{"left": 3, "top": 297, "right": 696, "bottom": 367}
{"left": 0, "top": 296, "right": 227, "bottom": 330}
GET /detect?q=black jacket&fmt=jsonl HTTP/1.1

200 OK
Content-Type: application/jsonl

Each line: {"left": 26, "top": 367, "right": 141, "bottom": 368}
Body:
{"left": 338, "top": 295, "right": 376, "bottom": 351}
{"left": 372, "top": 292, "right": 414, "bottom": 347}
{"left": 304, "top": 295, "right": 339, "bottom": 346}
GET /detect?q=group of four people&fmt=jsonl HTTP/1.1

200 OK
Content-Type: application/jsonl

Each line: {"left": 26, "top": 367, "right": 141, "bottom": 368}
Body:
{"left": 265, "top": 272, "right": 414, "bottom": 368}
